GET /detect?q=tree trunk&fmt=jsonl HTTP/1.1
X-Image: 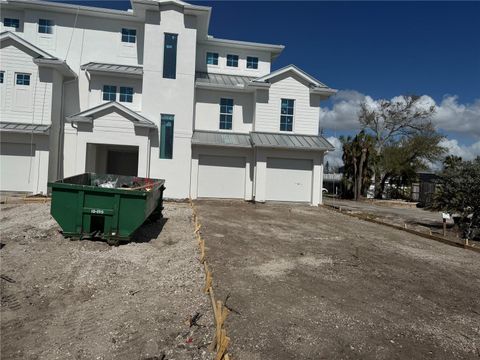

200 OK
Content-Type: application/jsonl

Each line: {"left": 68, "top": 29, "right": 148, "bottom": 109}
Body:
{"left": 353, "top": 158, "right": 358, "bottom": 201}
{"left": 356, "top": 148, "right": 367, "bottom": 200}
{"left": 380, "top": 173, "right": 390, "bottom": 199}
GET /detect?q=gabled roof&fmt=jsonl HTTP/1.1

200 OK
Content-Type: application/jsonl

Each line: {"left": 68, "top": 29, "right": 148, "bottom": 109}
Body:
{"left": 0, "top": 31, "right": 54, "bottom": 58}
{"left": 66, "top": 102, "right": 156, "bottom": 129}
{"left": 81, "top": 62, "right": 143, "bottom": 77}
{"left": 253, "top": 64, "right": 337, "bottom": 95}
{"left": 0, "top": 121, "right": 50, "bottom": 135}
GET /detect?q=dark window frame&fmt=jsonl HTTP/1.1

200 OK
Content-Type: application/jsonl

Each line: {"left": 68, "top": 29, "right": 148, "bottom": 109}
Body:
{"left": 0, "top": 71, "right": 4, "bottom": 84}
{"left": 38, "top": 19, "right": 53, "bottom": 34}
{"left": 4, "top": 18, "right": 20, "bottom": 29}
{"left": 102, "top": 85, "right": 117, "bottom": 101}
{"left": 160, "top": 114, "right": 174, "bottom": 159}
{"left": 15, "top": 73, "right": 30, "bottom": 86}
{"left": 226, "top": 54, "right": 239, "bottom": 67}
{"left": 206, "top": 52, "right": 219, "bottom": 65}
{"left": 246, "top": 56, "right": 259, "bottom": 69}
{"left": 121, "top": 28, "right": 136, "bottom": 43}
{"left": 119, "top": 86, "right": 133, "bottom": 103}
{"left": 219, "top": 98, "right": 233, "bottom": 130}
{"left": 280, "top": 98, "right": 294, "bottom": 132}
{"left": 163, "top": 33, "right": 178, "bottom": 79}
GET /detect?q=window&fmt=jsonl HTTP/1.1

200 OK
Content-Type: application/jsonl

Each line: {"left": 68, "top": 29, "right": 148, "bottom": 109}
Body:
{"left": 15, "top": 73, "right": 30, "bottom": 86}
{"left": 119, "top": 87, "right": 133, "bottom": 103}
{"left": 160, "top": 114, "right": 174, "bottom": 159}
{"left": 219, "top": 98, "right": 233, "bottom": 130}
{"left": 206, "top": 52, "right": 218, "bottom": 65}
{"left": 121, "top": 28, "right": 136, "bottom": 43}
{"left": 38, "top": 19, "right": 53, "bottom": 34}
{"left": 103, "top": 85, "right": 117, "bottom": 101}
{"left": 247, "top": 56, "right": 258, "bottom": 69}
{"left": 163, "top": 33, "right": 178, "bottom": 79}
{"left": 0, "top": 72, "right": 4, "bottom": 84}
{"left": 280, "top": 99, "right": 294, "bottom": 131}
{"left": 4, "top": 18, "right": 20, "bottom": 29}
{"left": 226, "top": 54, "right": 238, "bottom": 67}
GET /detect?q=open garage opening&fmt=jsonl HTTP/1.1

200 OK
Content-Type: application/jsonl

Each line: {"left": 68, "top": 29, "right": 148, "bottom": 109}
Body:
{"left": 86, "top": 143, "right": 139, "bottom": 176}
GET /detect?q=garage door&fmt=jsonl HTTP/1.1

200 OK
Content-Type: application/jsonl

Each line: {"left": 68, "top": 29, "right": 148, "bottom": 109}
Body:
{"left": 266, "top": 158, "right": 312, "bottom": 202}
{"left": 198, "top": 155, "right": 246, "bottom": 199}
{"left": 0, "top": 142, "right": 35, "bottom": 192}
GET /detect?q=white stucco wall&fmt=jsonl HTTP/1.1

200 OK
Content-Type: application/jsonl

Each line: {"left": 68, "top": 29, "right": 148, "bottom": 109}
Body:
{"left": 194, "top": 89, "right": 254, "bottom": 133}
{"left": 254, "top": 73, "right": 322, "bottom": 135}
{"left": 196, "top": 44, "right": 271, "bottom": 77}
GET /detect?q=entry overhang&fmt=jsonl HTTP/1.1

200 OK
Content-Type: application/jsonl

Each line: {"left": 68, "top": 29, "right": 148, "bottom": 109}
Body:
{"left": 0, "top": 121, "right": 50, "bottom": 135}
{"left": 250, "top": 132, "right": 335, "bottom": 152}
{"left": 192, "top": 130, "right": 252, "bottom": 148}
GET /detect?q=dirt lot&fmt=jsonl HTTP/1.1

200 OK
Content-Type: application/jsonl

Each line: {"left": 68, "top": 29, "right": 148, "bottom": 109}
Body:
{"left": 195, "top": 200, "right": 480, "bottom": 360}
{"left": 0, "top": 202, "right": 213, "bottom": 360}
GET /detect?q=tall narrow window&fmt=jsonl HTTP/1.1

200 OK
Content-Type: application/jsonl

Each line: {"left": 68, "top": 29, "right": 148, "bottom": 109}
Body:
{"left": 226, "top": 54, "right": 238, "bottom": 67}
{"left": 247, "top": 56, "right": 258, "bottom": 69}
{"left": 206, "top": 52, "right": 218, "bottom": 65}
{"left": 103, "top": 85, "right": 117, "bottom": 101}
{"left": 160, "top": 114, "right": 174, "bottom": 159}
{"left": 0, "top": 71, "right": 4, "bottom": 84}
{"left": 38, "top": 19, "right": 53, "bottom": 34}
{"left": 280, "top": 99, "right": 294, "bottom": 131}
{"left": 4, "top": 18, "right": 20, "bottom": 29}
{"left": 163, "top": 33, "right": 178, "bottom": 79}
{"left": 121, "top": 28, "right": 136, "bottom": 43}
{"left": 119, "top": 87, "right": 133, "bottom": 103}
{"left": 15, "top": 73, "right": 30, "bottom": 86}
{"left": 219, "top": 98, "right": 233, "bottom": 130}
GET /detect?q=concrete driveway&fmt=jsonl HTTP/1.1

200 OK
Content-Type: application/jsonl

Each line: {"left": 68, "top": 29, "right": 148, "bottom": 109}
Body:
{"left": 195, "top": 200, "right": 480, "bottom": 360}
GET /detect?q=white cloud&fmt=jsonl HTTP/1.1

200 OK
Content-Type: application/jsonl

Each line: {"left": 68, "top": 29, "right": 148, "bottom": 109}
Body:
{"left": 324, "top": 136, "right": 343, "bottom": 170}
{"left": 439, "top": 138, "right": 480, "bottom": 161}
{"left": 320, "top": 91, "right": 480, "bottom": 138}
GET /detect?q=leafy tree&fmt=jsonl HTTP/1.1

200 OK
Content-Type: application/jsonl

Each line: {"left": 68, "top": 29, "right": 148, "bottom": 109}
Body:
{"left": 433, "top": 156, "right": 480, "bottom": 240}
{"left": 358, "top": 95, "right": 441, "bottom": 198}
{"left": 340, "top": 131, "right": 375, "bottom": 200}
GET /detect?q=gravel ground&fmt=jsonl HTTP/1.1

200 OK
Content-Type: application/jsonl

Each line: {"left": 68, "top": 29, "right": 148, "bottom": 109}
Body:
{"left": 0, "top": 202, "right": 213, "bottom": 360}
{"left": 195, "top": 199, "right": 480, "bottom": 360}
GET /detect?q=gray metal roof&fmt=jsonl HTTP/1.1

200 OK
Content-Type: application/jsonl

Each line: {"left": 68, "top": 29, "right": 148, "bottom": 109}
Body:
{"left": 195, "top": 72, "right": 256, "bottom": 89}
{"left": 192, "top": 130, "right": 252, "bottom": 148}
{"left": 251, "top": 132, "right": 334, "bottom": 151}
{"left": 0, "top": 121, "right": 50, "bottom": 134}
{"left": 81, "top": 62, "right": 143, "bottom": 76}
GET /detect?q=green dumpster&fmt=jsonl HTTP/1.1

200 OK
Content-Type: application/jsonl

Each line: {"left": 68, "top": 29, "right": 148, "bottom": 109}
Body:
{"left": 48, "top": 173, "right": 165, "bottom": 245}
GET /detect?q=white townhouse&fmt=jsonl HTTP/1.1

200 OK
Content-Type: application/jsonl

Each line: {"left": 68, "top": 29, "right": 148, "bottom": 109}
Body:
{"left": 0, "top": 0, "right": 337, "bottom": 205}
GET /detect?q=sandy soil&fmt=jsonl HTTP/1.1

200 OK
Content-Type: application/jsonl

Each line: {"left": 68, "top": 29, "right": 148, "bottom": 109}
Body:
{"left": 0, "top": 202, "right": 213, "bottom": 360}
{"left": 195, "top": 199, "right": 480, "bottom": 360}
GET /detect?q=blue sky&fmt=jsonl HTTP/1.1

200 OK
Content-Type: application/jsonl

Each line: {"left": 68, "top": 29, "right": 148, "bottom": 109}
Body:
{"left": 53, "top": 0, "right": 480, "bottom": 160}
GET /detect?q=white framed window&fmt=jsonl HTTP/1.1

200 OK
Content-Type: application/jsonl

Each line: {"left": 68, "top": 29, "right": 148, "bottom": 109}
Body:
{"left": 206, "top": 52, "right": 219, "bottom": 65}
{"left": 119, "top": 87, "right": 133, "bottom": 103}
{"left": 15, "top": 73, "right": 30, "bottom": 86}
{"left": 121, "top": 28, "right": 136, "bottom": 43}
{"left": 280, "top": 98, "right": 294, "bottom": 132}
{"left": 226, "top": 54, "right": 239, "bottom": 67}
{"left": 4, "top": 18, "right": 20, "bottom": 29}
{"left": 38, "top": 19, "right": 53, "bottom": 34}
{"left": 247, "top": 56, "right": 259, "bottom": 69}
{"left": 102, "top": 85, "right": 117, "bottom": 101}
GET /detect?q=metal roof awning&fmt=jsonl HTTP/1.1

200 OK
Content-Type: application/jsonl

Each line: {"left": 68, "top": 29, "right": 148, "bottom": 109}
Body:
{"left": 81, "top": 62, "right": 143, "bottom": 77}
{"left": 250, "top": 132, "right": 334, "bottom": 151}
{"left": 195, "top": 72, "right": 260, "bottom": 90}
{"left": 0, "top": 121, "right": 50, "bottom": 134}
{"left": 192, "top": 130, "right": 252, "bottom": 148}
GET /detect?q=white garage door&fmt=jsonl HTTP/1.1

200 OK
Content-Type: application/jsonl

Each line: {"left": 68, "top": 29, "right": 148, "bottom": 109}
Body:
{"left": 0, "top": 142, "right": 35, "bottom": 192}
{"left": 266, "top": 158, "right": 313, "bottom": 202}
{"left": 198, "top": 155, "right": 246, "bottom": 199}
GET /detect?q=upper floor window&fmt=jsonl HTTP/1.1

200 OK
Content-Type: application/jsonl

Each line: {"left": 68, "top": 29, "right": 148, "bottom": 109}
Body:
{"left": 38, "top": 19, "right": 53, "bottom": 34}
{"left": 15, "top": 73, "right": 30, "bottom": 86}
{"left": 119, "top": 87, "right": 133, "bottom": 103}
{"left": 163, "top": 33, "right": 178, "bottom": 79}
{"left": 206, "top": 52, "right": 218, "bottom": 66}
{"left": 121, "top": 28, "right": 136, "bottom": 43}
{"left": 4, "top": 18, "right": 20, "bottom": 29}
{"left": 280, "top": 98, "right": 294, "bottom": 132}
{"left": 247, "top": 56, "right": 258, "bottom": 69}
{"left": 0, "top": 71, "right": 4, "bottom": 84}
{"left": 160, "top": 114, "right": 174, "bottom": 159}
{"left": 103, "top": 85, "right": 117, "bottom": 101}
{"left": 226, "top": 54, "right": 238, "bottom": 67}
{"left": 219, "top": 98, "right": 233, "bottom": 130}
